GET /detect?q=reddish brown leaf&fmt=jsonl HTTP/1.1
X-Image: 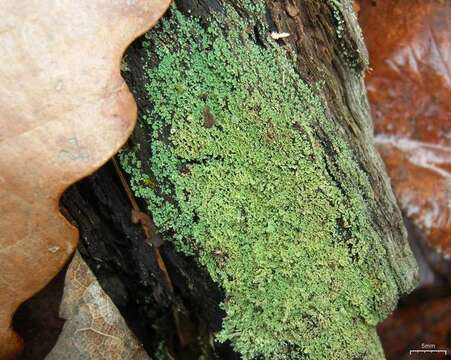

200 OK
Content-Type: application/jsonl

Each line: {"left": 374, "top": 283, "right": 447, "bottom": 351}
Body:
{"left": 0, "top": 1, "right": 170, "bottom": 358}
{"left": 359, "top": 0, "right": 451, "bottom": 259}
{"left": 377, "top": 295, "right": 451, "bottom": 359}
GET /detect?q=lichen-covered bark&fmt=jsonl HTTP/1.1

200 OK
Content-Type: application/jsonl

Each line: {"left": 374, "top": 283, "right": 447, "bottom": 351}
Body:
{"left": 266, "top": 0, "right": 418, "bottom": 294}
{"left": 118, "top": 1, "right": 418, "bottom": 359}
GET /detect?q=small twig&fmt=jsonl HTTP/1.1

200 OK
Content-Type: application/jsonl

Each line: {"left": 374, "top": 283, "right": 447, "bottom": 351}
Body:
{"left": 112, "top": 157, "right": 140, "bottom": 210}
{"left": 111, "top": 156, "right": 187, "bottom": 345}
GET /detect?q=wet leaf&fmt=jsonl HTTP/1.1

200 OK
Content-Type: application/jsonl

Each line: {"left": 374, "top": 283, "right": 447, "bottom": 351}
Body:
{"left": 377, "top": 295, "right": 451, "bottom": 359}
{"left": 359, "top": 0, "right": 451, "bottom": 259}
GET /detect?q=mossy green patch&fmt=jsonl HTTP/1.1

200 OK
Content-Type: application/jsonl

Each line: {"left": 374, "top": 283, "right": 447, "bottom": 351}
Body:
{"left": 120, "top": 5, "right": 398, "bottom": 359}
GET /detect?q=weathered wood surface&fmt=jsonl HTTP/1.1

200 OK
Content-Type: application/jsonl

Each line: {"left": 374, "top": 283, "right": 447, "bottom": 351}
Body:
{"left": 59, "top": 1, "right": 418, "bottom": 358}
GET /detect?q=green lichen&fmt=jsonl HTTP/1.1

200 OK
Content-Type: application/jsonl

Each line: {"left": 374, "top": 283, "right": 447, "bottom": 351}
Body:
{"left": 120, "top": 5, "right": 399, "bottom": 359}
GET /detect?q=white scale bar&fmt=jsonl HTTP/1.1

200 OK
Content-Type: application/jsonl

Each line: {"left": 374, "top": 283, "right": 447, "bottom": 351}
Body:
{"left": 409, "top": 349, "right": 448, "bottom": 354}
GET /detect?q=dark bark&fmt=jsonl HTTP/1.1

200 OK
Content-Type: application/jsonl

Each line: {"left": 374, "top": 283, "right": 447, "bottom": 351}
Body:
{"left": 60, "top": 162, "right": 234, "bottom": 358}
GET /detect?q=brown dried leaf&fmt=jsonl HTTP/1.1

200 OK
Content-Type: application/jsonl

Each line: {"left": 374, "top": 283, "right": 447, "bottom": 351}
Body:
{"left": 359, "top": 0, "right": 451, "bottom": 258}
{"left": 0, "top": 1, "right": 170, "bottom": 358}
{"left": 376, "top": 137, "right": 451, "bottom": 258}
{"left": 46, "top": 253, "right": 149, "bottom": 360}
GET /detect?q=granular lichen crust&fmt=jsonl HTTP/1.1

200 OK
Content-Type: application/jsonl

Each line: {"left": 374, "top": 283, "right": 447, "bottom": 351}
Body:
{"left": 120, "top": 5, "right": 399, "bottom": 359}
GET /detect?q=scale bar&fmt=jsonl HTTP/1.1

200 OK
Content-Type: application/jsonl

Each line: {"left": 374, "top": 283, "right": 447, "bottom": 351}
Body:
{"left": 409, "top": 349, "right": 448, "bottom": 355}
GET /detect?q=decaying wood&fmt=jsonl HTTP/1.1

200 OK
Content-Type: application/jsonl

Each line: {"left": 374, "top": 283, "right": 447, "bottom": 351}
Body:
{"left": 264, "top": 0, "right": 418, "bottom": 291}
{"left": 0, "top": 1, "right": 169, "bottom": 358}
{"left": 61, "top": 161, "right": 229, "bottom": 358}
